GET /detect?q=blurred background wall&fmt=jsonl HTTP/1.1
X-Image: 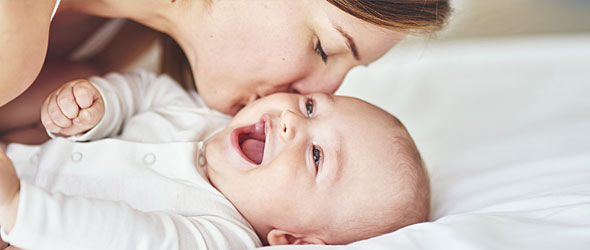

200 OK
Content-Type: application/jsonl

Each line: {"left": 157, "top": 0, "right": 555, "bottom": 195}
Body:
{"left": 439, "top": 0, "right": 590, "bottom": 40}
{"left": 395, "top": 0, "right": 590, "bottom": 49}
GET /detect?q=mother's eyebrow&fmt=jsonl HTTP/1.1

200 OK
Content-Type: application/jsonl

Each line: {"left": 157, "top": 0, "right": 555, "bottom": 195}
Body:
{"left": 333, "top": 25, "right": 360, "bottom": 61}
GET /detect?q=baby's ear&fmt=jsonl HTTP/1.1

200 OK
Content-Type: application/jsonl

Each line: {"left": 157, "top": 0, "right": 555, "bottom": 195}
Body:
{"left": 267, "top": 229, "right": 326, "bottom": 245}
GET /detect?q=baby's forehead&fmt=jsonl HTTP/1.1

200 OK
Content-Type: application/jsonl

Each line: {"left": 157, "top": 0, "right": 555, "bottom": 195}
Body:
{"left": 333, "top": 96, "right": 398, "bottom": 124}
{"left": 340, "top": 126, "right": 410, "bottom": 179}
{"left": 334, "top": 98, "right": 403, "bottom": 140}
{"left": 326, "top": 95, "right": 414, "bottom": 181}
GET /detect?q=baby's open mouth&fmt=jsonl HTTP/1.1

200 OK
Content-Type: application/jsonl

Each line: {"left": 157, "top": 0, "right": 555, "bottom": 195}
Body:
{"left": 233, "top": 117, "right": 267, "bottom": 165}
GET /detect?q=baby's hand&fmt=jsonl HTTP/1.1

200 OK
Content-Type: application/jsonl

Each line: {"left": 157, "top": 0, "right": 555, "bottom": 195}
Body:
{"left": 41, "top": 79, "right": 105, "bottom": 136}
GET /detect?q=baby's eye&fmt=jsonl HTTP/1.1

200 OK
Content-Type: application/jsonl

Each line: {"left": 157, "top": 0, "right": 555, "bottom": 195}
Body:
{"left": 312, "top": 145, "right": 322, "bottom": 171}
{"left": 305, "top": 97, "right": 314, "bottom": 118}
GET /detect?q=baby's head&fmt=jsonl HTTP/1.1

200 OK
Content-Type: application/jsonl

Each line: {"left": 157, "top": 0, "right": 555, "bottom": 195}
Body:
{"left": 205, "top": 93, "right": 429, "bottom": 245}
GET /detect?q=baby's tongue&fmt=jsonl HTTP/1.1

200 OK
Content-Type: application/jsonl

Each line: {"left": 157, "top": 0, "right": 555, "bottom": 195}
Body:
{"left": 241, "top": 138, "right": 264, "bottom": 164}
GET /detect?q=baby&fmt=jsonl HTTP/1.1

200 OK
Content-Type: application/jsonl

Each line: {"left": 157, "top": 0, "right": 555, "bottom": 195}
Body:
{"left": 0, "top": 70, "right": 429, "bottom": 249}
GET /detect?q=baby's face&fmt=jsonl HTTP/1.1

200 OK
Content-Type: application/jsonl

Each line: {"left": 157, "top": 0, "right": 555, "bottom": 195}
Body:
{"left": 205, "top": 93, "right": 406, "bottom": 244}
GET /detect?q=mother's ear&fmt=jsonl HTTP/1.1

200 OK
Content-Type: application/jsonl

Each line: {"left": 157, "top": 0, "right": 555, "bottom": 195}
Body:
{"left": 267, "top": 229, "right": 326, "bottom": 245}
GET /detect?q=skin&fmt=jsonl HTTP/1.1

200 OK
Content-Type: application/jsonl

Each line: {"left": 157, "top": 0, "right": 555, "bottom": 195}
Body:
{"left": 40, "top": 80, "right": 104, "bottom": 137}
{"left": 205, "top": 93, "right": 412, "bottom": 245}
{"left": 0, "top": 0, "right": 55, "bottom": 107}
{"left": 0, "top": 0, "right": 405, "bottom": 115}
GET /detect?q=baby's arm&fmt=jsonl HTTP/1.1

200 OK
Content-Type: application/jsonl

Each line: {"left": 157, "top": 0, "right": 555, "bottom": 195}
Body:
{"left": 1, "top": 182, "right": 256, "bottom": 250}
{"left": 40, "top": 80, "right": 105, "bottom": 137}
{"left": 40, "top": 70, "right": 191, "bottom": 141}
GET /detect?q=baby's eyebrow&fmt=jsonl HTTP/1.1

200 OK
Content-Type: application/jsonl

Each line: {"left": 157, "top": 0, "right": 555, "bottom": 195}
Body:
{"left": 331, "top": 131, "right": 344, "bottom": 183}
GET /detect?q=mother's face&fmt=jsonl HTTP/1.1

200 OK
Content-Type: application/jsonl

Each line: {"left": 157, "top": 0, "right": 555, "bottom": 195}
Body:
{"left": 176, "top": 0, "right": 404, "bottom": 115}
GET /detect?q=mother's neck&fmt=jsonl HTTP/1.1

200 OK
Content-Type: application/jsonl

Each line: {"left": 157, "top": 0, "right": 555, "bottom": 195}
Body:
{"left": 60, "top": 0, "right": 188, "bottom": 34}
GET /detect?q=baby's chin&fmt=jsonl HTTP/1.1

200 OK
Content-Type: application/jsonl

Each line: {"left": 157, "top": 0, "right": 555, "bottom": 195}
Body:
{"left": 201, "top": 125, "right": 249, "bottom": 177}
{"left": 201, "top": 131, "right": 225, "bottom": 174}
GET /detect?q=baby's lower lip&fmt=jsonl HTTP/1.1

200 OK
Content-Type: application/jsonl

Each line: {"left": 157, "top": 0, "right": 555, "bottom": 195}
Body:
{"left": 230, "top": 125, "right": 256, "bottom": 166}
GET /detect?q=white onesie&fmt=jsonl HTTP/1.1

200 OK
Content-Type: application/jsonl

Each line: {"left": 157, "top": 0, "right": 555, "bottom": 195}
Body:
{"left": 0, "top": 70, "right": 261, "bottom": 250}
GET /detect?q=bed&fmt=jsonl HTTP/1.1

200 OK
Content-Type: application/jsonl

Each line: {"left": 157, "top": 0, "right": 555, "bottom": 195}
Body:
{"left": 262, "top": 34, "right": 590, "bottom": 249}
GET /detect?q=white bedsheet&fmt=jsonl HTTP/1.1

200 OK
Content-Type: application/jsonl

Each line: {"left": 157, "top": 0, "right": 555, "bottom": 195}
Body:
{"left": 261, "top": 35, "right": 590, "bottom": 249}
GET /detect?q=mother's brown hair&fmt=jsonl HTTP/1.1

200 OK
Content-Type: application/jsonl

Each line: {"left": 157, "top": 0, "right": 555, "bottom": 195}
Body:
{"left": 326, "top": 0, "right": 451, "bottom": 33}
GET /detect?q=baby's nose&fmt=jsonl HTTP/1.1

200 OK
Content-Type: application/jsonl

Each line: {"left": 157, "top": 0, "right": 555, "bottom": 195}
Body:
{"left": 280, "top": 110, "right": 299, "bottom": 141}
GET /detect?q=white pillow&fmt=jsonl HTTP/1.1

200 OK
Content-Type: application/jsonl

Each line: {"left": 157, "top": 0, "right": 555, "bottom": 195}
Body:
{"left": 260, "top": 35, "right": 590, "bottom": 250}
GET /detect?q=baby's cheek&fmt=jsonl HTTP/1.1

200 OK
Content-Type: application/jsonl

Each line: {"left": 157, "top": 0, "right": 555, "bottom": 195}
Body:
{"left": 267, "top": 160, "right": 310, "bottom": 190}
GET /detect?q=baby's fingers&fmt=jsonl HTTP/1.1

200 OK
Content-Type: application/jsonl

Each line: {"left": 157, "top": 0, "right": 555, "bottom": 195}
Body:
{"left": 47, "top": 92, "right": 72, "bottom": 128}
{"left": 72, "top": 81, "right": 100, "bottom": 109}
{"left": 41, "top": 93, "right": 60, "bottom": 133}
{"left": 55, "top": 83, "right": 80, "bottom": 119}
{"left": 71, "top": 98, "right": 105, "bottom": 131}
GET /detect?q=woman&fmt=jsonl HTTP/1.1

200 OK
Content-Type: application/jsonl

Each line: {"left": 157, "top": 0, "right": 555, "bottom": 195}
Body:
{"left": 0, "top": 0, "right": 450, "bottom": 129}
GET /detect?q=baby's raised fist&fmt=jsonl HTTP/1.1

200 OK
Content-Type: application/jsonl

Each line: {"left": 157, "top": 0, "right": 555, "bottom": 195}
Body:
{"left": 41, "top": 79, "right": 105, "bottom": 136}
